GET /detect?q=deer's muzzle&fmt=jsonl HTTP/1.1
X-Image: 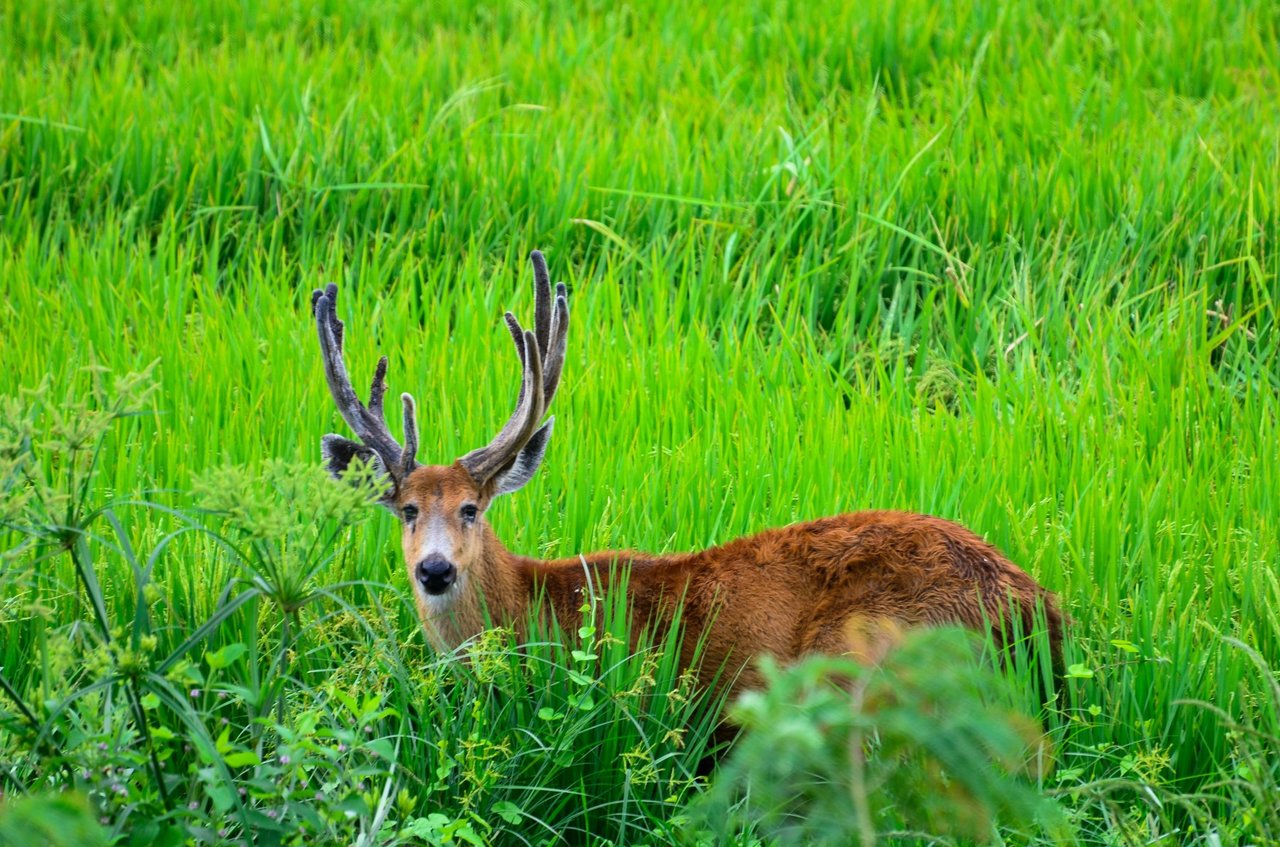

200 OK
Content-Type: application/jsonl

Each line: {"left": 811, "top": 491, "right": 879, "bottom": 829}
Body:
{"left": 416, "top": 555, "right": 457, "bottom": 596}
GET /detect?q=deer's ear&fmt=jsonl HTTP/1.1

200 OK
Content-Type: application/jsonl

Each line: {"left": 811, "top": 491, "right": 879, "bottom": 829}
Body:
{"left": 321, "top": 434, "right": 396, "bottom": 508}
{"left": 492, "top": 418, "right": 554, "bottom": 498}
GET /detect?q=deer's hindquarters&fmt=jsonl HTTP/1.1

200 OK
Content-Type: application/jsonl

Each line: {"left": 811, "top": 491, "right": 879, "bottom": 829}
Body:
{"left": 689, "top": 510, "right": 1063, "bottom": 682}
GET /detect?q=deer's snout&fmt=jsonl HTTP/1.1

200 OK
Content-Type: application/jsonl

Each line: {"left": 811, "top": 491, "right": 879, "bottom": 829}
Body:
{"left": 416, "top": 554, "right": 457, "bottom": 596}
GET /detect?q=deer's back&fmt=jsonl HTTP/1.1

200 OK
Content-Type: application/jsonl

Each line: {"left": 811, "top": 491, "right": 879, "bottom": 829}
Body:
{"left": 520, "top": 510, "right": 1061, "bottom": 695}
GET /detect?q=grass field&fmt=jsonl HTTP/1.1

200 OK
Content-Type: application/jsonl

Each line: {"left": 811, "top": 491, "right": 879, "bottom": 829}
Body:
{"left": 2, "top": 0, "right": 1278, "bottom": 844}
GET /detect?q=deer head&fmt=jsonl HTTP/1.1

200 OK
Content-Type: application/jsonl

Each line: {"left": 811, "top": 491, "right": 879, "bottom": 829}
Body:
{"left": 312, "top": 251, "right": 568, "bottom": 606}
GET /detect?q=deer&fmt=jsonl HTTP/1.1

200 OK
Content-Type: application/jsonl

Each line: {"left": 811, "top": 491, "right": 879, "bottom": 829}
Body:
{"left": 311, "top": 251, "right": 1063, "bottom": 701}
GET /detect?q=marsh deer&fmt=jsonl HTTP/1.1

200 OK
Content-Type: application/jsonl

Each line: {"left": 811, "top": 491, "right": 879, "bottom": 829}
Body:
{"left": 312, "top": 252, "right": 1062, "bottom": 696}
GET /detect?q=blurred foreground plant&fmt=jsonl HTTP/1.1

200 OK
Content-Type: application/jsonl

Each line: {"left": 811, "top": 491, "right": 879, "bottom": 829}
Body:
{"left": 693, "top": 621, "right": 1069, "bottom": 846}
{"left": 0, "top": 793, "right": 110, "bottom": 847}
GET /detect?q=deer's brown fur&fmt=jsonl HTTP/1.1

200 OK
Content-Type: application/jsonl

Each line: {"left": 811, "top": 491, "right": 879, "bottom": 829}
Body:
{"left": 313, "top": 252, "right": 1063, "bottom": 703}
{"left": 398, "top": 465, "right": 1061, "bottom": 695}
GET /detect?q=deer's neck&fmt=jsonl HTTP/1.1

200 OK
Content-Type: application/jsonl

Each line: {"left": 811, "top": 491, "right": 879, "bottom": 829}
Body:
{"left": 417, "top": 531, "right": 669, "bottom": 653}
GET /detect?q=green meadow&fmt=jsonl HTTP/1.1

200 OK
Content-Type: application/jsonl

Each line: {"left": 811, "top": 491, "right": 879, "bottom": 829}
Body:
{"left": 1, "top": 0, "right": 1278, "bottom": 843}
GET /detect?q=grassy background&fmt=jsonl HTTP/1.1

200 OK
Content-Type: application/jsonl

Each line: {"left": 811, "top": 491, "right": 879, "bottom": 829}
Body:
{"left": 2, "top": 0, "right": 1278, "bottom": 839}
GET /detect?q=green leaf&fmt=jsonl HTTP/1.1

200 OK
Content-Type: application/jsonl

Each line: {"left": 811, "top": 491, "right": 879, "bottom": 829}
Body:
{"left": 448, "top": 819, "right": 486, "bottom": 846}
{"left": 402, "top": 813, "right": 450, "bottom": 838}
{"left": 335, "top": 795, "right": 371, "bottom": 818}
{"left": 295, "top": 709, "right": 319, "bottom": 737}
{"left": 366, "top": 738, "right": 395, "bottom": 761}
{"left": 215, "top": 725, "right": 233, "bottom": 754}
{"left": 1055, "top": 767, "right": 1085, "bottom": 783}
{"left": 129, "top": 819, "right": 160, "bottom": 847}
{"left": 224, "top": 750, "right": 261, "bottom": 767}
{"left": 205, "top": 642, "right": 248, "bottom": 670}
{"left": 206, "top": 783, "right": 236, "bottom": 813}
{"left": 492, "top": 801, "right": 524, "bottom": 825}
{"left": 1066, "top": 663, "right": 1094, "bottom": 679}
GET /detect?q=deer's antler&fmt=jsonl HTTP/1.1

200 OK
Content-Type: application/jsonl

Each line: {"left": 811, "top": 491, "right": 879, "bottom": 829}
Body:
{"left": 460, "top": 250, "right": 569, "bottom": 486}
{"left": 312, "top": 282, "right": 418, "bottom": 480}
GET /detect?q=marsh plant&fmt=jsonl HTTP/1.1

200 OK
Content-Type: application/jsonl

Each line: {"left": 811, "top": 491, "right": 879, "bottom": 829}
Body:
{"left": 0, "top": 375, "right": 726, "bottom": 845}
{"left": 4, "top": 370, "right": 1278, "bottom": 847}
{"left": 0, "top": 371, "right": 397, "bottom": 843}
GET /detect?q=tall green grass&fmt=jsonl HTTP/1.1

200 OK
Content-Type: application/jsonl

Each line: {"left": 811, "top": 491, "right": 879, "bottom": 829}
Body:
{"left": 2, "top": 0, "right": 1278, "bottom": 842}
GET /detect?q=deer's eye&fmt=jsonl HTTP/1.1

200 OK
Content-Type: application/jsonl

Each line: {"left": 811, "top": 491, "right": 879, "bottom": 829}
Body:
{"left": 460, "top": 504, "right": 478, "bottom": 524}
{"left": 402, "top": 505, "right": 419, "bottom": 523}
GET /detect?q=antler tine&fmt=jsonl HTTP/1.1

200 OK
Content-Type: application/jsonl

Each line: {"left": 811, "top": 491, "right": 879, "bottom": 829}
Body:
{"left": 531, "top": 249, "right": 552, "bottom": 359}
{"left": 542, "top": 282, "right": 569, "bottom": 408}
{"left": 369, "top": 356, "right": 389, "bottom": 418}
{"left": 400, "top": 393, "right": 419, "bottom": 471}
{"left": 313, "top": 283, "right": 414, "bottom": 477}
{"left": 507, "top": 328, "right": 547, "bottom": 462}
{"left": 459, "top": 327, "right": 545, "bottom": 484}
{"left": 458, "top": 250, "right": 567, "bottom": 487}
{"left": 523, "top": 251, "right": 570, "bottom": 406}
{"left": 504, "top": 311, "right": 529, "bottom": 408}
{"left": 476, "top": 313, "right": 532, "bottom": 450}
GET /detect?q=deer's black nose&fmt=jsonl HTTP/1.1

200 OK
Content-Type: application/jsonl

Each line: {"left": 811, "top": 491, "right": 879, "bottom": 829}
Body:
{"left": 416, "top": 555, "right": 456, "bottom": 596}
